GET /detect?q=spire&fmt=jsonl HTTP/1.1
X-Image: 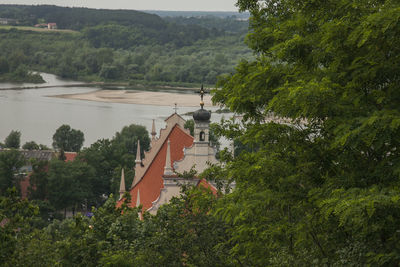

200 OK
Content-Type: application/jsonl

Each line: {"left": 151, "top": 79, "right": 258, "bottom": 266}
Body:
{"left": 164, "top": 139, "right": 174, "bottom": 176}
{"left": 131, "top": 140, "right": 142, "bottom": 188}
{"left": 135, "top": 140, "right": 141, "bottom": 166}
{"left": 151, "top": 119, "right": 156, "bottom": 141}
{"left": 119, "top": 168, "right": 126, "bottom": 199}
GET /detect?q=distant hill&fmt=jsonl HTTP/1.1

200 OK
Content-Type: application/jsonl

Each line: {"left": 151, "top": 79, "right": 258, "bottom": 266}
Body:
{"left": 143, "top": 10, "right": 250, "bottom": 20}
{"left": 0, "top": 5, "right": 165, "bottom": 30}
{"left": 0, "top": 5, "right": 227, "bottom": 48}
{"left": 163, "top": 15, "right": 248, "bottom": 34}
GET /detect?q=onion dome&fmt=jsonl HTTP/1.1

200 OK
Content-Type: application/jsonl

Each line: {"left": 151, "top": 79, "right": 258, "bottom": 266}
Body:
{"left": 193, "top": 108, "right": 211, "bottom": 122}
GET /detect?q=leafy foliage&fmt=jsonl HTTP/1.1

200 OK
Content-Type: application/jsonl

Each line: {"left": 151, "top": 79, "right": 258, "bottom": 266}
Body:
{"left": 78, "top": 124, "right": 150, "bottom": 199}
{"left": 52, "top": 124, "right": 84, "bottom": 152}
{"left": 0, "top": 149, "right": 25, "bottom": 196}
{"left": 47, "top": 159, "right": 95, "bottom": 215}
{"left": 0, "top": 188, "right": 39, "bottom": 264}
{"left": 211, "top": 0, "right": 400, "bottom": 265}
{"left": 4, "top": 130, "right": 21, "bottom": 149}
{"left": 3, "top": 186, "right": 232, "bottom": 266}
{"left": 22, "top": 141, "right": 39, "bottom": 150}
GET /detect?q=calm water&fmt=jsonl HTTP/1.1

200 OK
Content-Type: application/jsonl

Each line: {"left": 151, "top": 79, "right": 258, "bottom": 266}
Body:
{"left": 0, "top": 74, "right": 226, "bottom": 147}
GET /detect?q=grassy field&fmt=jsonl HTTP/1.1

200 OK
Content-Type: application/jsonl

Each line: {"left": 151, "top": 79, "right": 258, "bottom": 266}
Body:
{"left": 0, "top": 25, "right": 78, "bottom": 34}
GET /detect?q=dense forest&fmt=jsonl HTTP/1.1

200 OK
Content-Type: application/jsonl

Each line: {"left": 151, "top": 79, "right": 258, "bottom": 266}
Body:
{"left": 1, "top": 0, "right": 400, "bottom": 265}
{"left": 0, "top": 5, "right": 251, "bottom": 85}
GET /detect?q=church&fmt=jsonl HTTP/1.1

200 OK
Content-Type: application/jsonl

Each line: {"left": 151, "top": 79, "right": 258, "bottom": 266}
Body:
{"left": 117, "top": 88, "right": 218, "bottom": 214}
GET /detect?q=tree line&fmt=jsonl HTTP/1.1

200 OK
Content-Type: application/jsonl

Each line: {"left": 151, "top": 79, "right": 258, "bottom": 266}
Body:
{"left": 0, "top": 26, "right": 250, "bottom": 85}
{"left": 0, "top": 124, "right": 150, "bottom": 220}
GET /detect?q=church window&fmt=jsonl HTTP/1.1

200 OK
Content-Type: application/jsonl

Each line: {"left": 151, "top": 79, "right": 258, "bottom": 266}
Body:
{"left": 200, "top": 131, "right": 205, "bottom": 141}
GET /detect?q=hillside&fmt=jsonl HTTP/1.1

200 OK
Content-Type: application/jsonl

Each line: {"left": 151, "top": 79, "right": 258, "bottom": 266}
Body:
{"left": 0, "top": 5, "right": 225, "bottom": 48}
{"left": 0, "top": 5, "right": 165, "bottom": 30}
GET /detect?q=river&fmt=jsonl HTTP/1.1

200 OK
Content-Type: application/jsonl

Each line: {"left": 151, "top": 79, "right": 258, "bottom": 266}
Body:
{"left": 0, "top": 73, "right": 227, "bottom": 148}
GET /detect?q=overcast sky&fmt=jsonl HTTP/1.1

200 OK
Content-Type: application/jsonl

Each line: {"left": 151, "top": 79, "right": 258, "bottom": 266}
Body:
{"left": 0, "top": 0, "right": 239, "bottom": 11}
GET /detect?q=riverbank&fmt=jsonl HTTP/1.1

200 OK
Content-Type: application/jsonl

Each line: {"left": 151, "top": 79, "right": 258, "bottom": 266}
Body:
{"left": 50, "top": 89, "right": 214, "bottom": 107}
{"left": 0, "top": 71, "right": 45, "bottom": 84}
{"left": 0, "top": 81, "right": 203, "bottom": 91}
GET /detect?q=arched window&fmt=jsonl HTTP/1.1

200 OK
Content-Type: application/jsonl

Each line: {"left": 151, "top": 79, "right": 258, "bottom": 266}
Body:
{"left": 200, "top": 131, "right": 205, "bottom": 141}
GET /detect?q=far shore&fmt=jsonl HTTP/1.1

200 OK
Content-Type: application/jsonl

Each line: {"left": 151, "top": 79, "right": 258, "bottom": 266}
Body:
{"left": 0, "top": 81, "right": 204, "bottom": 91}
{"left": 49, "top": 89, "right": 214, "bottom": 107}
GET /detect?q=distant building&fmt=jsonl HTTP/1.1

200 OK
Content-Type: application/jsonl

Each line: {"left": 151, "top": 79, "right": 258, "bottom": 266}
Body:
{"left": 34, "top": 23, "right": 48, "bottom": 28}
{"left": 0, "top": 148, "right": 77, "bottom": 199}
{"left": 34, "top": 23, "right": 57, "bottom": 29}
{"left": 117, "top": 88, "right": 220, "bottom": 214}
{"left": 47, "top": 23, "right": 57, "bottom": 29}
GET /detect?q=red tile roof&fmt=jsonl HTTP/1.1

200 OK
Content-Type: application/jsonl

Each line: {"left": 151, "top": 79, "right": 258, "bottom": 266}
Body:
{"left": 197, "top": 179, "right": 218, "bottom": 195}
{"left": 119, "top": 124, "right": 193, "bottom": 211}
{"left": 64, "top": 152, "right": 77, "bottom": 162}
{"left": 18, "top": 151, "right": 76, "bottom": 199}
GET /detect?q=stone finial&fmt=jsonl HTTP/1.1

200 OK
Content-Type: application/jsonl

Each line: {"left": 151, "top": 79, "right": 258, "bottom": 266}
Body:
{"left": 119, "top": 168, "right": 126, "bottom": 199}
{"left": 136, "top": 189, "right": 141, "bottom": 207}
{"left": 136, "top": 189, "right": 142, "bottom": 219}
{"left": 164, "top": 139, "right": 174, "bottom": 176}
{"left": 151, "top": 119, "right": 156, "bottom": 141}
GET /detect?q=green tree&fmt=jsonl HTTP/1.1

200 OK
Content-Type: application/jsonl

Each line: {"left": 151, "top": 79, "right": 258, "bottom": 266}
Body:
{"left": 112, "top": 124, "right": 150, "bottom": 162}
{"left": 52, "top": 124, "right": 84, "bottom": 152}
{"left": 110, "top": 124, "right": 150, "bottom": 193}
{"left": 0, "top": 188, "right": 39, "bottom": 264}
{"left": 78, "top": 124, "right": 150, "bottom": 199}
{"left": 184, "top": 119, "right": 195, "bottom": 136}
{"left": 38, "top": 144, "right": 50, "bottom": 150}
{"left": 0, "top": 56, "right": 9, "bottom": 74}
{"left": 132, "top": 186, "right": 232, "bottom": 266}
{"left": 47, "top": 159, "right": 95, "bottom": 217}
{"left": 78, "top": 139, "right": 120, "bottom": 204}
{"left": 28, "top": 159, "right": 49, "bottom": 201}
{"left": 0, "top": 149, "right": 25, "bottom": 195}
{"left": 212, "top": 0, "right": 400, "bottom": 265}
{"left": 22, "top": 141, "right": 39, "bottom": 150}
{"left": 4, "top": 130, "right": 21, "bottom": 149}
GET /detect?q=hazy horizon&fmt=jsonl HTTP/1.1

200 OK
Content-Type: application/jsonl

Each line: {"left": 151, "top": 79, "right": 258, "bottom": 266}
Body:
{"left": 0, "top": 0, "right": 239, "bottom": 12}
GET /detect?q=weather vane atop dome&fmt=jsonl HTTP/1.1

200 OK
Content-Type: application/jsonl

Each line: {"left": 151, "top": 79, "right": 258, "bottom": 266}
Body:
{"left": 199, "top": 84, "right": 205, "bottom": 109}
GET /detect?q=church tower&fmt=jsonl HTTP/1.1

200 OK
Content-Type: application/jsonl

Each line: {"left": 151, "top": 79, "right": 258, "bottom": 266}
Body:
{"left": 173, "top": 85, "right": 217, "bottom": 174}
{"left": 192, "top": 85, "right": 212, "bottom": 156}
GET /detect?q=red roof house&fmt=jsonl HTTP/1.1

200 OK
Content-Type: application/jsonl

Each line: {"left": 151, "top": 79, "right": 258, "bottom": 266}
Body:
{"left": 18, "top": 150, "right": 77, "bottom": 199}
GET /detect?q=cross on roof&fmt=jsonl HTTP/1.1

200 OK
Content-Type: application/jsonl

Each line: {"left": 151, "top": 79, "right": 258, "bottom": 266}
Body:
{"left": 173, "top": 103, "right": 178, "bottom": 113}
{"left": 198, "top": 84, "right": 206, "bottom": 109}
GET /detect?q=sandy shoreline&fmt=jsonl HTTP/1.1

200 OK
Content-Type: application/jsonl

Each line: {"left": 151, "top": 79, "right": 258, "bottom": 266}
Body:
{"left": 49, "top": 89, "right": 214, "bottom": 107}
